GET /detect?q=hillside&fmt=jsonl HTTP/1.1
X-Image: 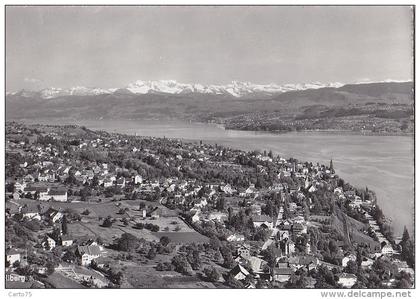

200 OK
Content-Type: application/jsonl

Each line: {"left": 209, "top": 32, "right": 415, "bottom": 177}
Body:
{"left": 6, "top": 82, "right": 414, "bottom": 134}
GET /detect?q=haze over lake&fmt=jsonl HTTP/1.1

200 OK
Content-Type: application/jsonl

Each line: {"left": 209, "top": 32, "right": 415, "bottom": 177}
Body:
{"left": 25, "top": 118, "right": 414, "bottom": 235}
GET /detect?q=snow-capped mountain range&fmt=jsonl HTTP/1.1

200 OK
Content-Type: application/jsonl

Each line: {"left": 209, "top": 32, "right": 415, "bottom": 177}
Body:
{"left": 6, "top": 79, "right": 410, "bottom": 99}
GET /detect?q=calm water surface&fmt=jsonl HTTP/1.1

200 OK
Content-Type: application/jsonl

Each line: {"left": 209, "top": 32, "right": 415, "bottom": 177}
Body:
{"left": 28, "top": 119, "right": 414, "bottom": 235}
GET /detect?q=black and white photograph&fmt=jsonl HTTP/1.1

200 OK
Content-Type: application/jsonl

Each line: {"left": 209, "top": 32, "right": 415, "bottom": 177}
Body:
{"left": 3, "top": 3, "right": 416, "bottom": 295}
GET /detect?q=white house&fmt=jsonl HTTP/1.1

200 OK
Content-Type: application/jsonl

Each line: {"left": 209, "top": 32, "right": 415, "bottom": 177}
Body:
{"left": 14, "top": 181, "right": 26, "bottom": 192}
{"left": 44, "top": 236, "right": 56, "bottom": 250}
{"left": 134, "top": 175, "right": 143, "bottom": 185}
{"left": 273, "top": 267, "right": 294, "bottom": 282}
{"left": 222, "top": 184, "right": 235, "bottom": 195}
{"left": 207, "top": 212, "right": 228, "bottom": 223}
{"left": 381, "top": 243, "right": 394, "bottom": 255}
{"left": 361, "top": 257, "right": 374, "bottom": 269}
{"left": 252, "top": 215, "right": 274, "bottom": 229}
{"left": 61, "top": 235, "right": 74, "bottom": 247}
{"left": 338, "top": 273, "right": 357, "bottom": 288}
{"left": 342, "top": 254, "right": 357, "bottom": 267}
{"left": 103, "top": 179, "right": 113, "bottom": 188}
{"left": 227, "top": 233, "right": 245, "bottom": 242}
{"left": 76, "top": 245, "right": 101, "bottom": 266}
{"left": 230, "top": 264, "right": 250, "bottom": 281}
{"left": 45, "top": 208, "right": 63, "bottom": 223}
{"left": 40, "top": 189, "right": 67, "bottom": 202}
{"left": 20, "top": 206, "right": 41, "bottom": 221}
{"left": 6, "top": 249, "right": 21, "bottom": 266}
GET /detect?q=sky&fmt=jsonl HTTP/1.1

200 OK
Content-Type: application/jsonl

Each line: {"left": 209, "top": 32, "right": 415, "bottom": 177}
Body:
{"left": 6, "top": 6, "right": 414, "bottom": 90}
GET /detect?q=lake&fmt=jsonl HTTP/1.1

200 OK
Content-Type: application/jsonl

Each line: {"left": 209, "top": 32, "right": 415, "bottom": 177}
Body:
{"left": 25, "top": 118, "right": 415, "bottom": 235}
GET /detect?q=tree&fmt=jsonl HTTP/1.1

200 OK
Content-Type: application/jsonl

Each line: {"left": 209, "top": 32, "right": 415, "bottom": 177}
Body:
{"left": 329, "top": 159, "right": 335, "bottom": 174}
{"left": 209, "top": 237, "right": 221, "bottom": 250}
{"left": 147, "top": 247, "right": 157, "bottom": 260}
{"left": 46, "top": 261, "right": 56, "bottom": 275}
{"left": 402, "top": 226, "right": 410, "bottom": 243}
{"left": 217, "top": 196, "right": 225, "bottom": 211}
{"left": 102, "top": 216, "right": 113, "bottom": 228}
{"left": 315, "top": 265, "right": 338, "bottom": 288}
{"left": 172, "top": 254, "right": 192, "bottom": 275}
{"left": 6, "top": 183, "right": 15, "bottom": 193}
{"left": 400, "top": 227, "right": 415, "bottom": 268}
{"left": 285, "top": 273, "right": 308, "bottom": 288}
{"left": 159, "top": 236, "right": 171, "bottom": 247}
{"left": 116, "top": 233, "right": 141, "bottom": 252}
{"left": 260, "top": 246, "right": 276, "bottom": 268}
{"left": 63, "top": 250, "right": 77, "bottom": 263}
{"left": 345, "top": 260, "right": 358, "bottom": 274}
{"left": 396, "top": 277, "right": 412, "bottom": 288}
{"left": 62, "top": 215, "right": 68, "bottom": 235}
{"left": 226, "top": 274, "right": 244, "bottom": 288}
{"left": 189, "top": 249, "right": 202, "bottom": 270}
{"left": 220, "top": 246, "right": 235, "bottom": 269}
{"left": 203, "top": 266, "right": 220, "bottom": 282}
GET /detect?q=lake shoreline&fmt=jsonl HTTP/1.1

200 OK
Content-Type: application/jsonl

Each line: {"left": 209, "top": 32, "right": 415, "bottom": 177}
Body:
{"left": 9, "top": 117, "right": 414, "bottom": 137}
{"left": 8, "top": 118, "right": 414, "bottom": 234}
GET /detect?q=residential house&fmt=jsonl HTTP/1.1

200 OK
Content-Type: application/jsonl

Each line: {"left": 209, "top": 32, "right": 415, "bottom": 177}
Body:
{"left": 6, "top": 249, "right": 21, "bottom": 266}
{"left": 236, "top": 244, "right": 251, "bottom": 258}
{"left": 191, "top": 211, "right": 201, "bottom": 223}
{"left": 289, "top": 256, "right": 319, "bottom": 271}
{"left": 61, "top": 235, "right": 73, "bottom": 247}
{"left": 43, "top": 235, "right": 56, "bottom": 250}
{"left": 252, "top": 215, "right": 274, "bottom": 230}
{"left": 221, "top": 184, "right": 235, "bottom": 195}
{"left": 381, "top": 243, "right": 394, "bottom": 255}
{"left": 338, "top": 273, "right": 357, "bottom": 288}
{"left": 20, "top": 205, "right": 41, "bottom": 221}
{"left": 40, "top": 189, "right": 67, "bottom": 202}
{"left": 44, "top": 208, "right": 63, "bottom": 223}
{"left": 227, "top": 233, "right": 245, "bottom": 242}
{"left": 116, "top": 177, "right": 126, "bottom": 188}
{"left": 244, "top": 184, "right": 258, "bottom": 197}
{"left": 194, "top": 198, "right": 208, "bottom": 209}
{"left": 48, "top": 189, "right": 68, "bottom": 202}
{"left": 342, "top": 253, "right": 357, "bottom": 267}
{"left": 14, "top": 181, "right": 26, "bottom": 192}
{"left": 246, "top": 256, "right": 268, "bottom": 274}
{"left": 250, "top": 204, "right": 262, "bottom": 216}
{"left": 361, "top": 257, "right": 374, "bottom": 269}
{"left": 134, "top": 175, "right": 143, "bottom": 185}
{"left": 207, "top": 212, "right": 228, "bottom": 223}
{"left": 229, "top": 264, "right": 250, "bottom": 281}
{"left": 103, "top": 179, "right": 113, "bottom": 188}
{"left": 292, "top": 223, "right": 307, "bottom": 236}
{"left": 24, "top": 174, "right": 35, "bottom": 183}
{"left": 76, "top": 245, "right": 101, "bottom": 266}
{"left": 150, "top": 207, "right": 161, "bottom": 219}
{"left": 38, "top": 173, "right": 49, "bottom": 182}
{"left": 273, "top": 267, "right": 294, "bottom": 282}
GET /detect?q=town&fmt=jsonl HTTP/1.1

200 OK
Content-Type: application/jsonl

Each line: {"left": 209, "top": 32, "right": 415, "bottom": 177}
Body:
{"left": 5, "top": 122, "right": 414, "bottom": 289}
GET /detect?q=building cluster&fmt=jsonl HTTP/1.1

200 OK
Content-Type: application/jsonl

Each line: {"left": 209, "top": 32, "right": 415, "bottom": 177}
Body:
{"left": 5, "top": 123, "right": 414, "bottom": 289}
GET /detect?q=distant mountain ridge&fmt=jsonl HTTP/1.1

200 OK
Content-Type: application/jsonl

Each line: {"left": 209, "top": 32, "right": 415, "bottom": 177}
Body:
{"left": 6, "top": 81, "right": 414, "bottom": 134}
{"left": 7, "top": 79, "right": 351, "bottom": 99}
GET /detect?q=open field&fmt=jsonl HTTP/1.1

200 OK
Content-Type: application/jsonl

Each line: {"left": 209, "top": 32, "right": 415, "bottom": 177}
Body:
{"left": 42, "top": 271, "right": 85, "bottom": 288}
{"left": 120, "top": 265, "right": 216, "bottom": 288}
{"left": 153, "top": 232, "right": 209, "bottom": 244}
{"left": 68, "top": 215, "right": 199, "bottom": 244}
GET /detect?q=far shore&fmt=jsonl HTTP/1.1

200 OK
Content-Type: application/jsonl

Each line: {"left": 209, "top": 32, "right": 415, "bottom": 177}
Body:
{"left": 8, "top": 117, "right": 414, "bottom": 138}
